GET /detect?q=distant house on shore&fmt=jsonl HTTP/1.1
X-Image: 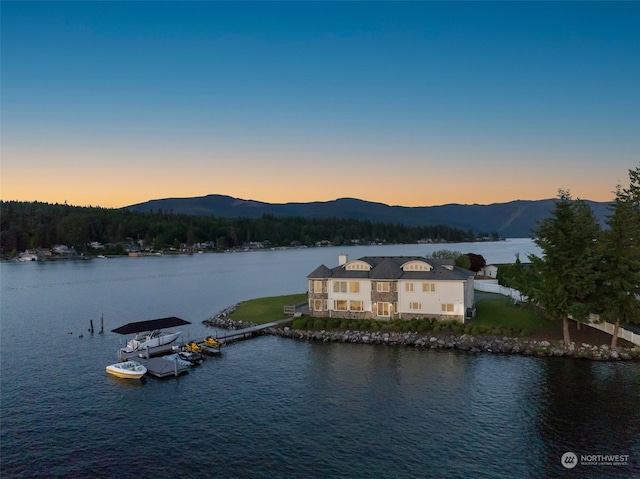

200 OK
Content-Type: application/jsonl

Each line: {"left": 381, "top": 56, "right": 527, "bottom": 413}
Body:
{"left": 52, "top": 245, "right": 76, "bottom": 256}
{"left": 477, "top": 264, "right": 498, "bottom": 278}
{"left": 307, "top": 254, "right": 475, "bottom": 323}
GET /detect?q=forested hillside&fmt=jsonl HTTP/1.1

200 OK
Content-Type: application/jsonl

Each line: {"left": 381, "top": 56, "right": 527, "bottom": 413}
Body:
{"left": 1, "top": 201, "right": 491, "bottom": 257}
{"left": 127, "top": 194, "right": 611, "bottom": 238}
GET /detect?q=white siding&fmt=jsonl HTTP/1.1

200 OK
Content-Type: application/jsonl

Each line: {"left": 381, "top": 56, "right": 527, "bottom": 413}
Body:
{"left": 327, "top": 279, "right": 372, "bottom": 313}
{"left": 397, "top": 280, "right": 467, "bottom": 318}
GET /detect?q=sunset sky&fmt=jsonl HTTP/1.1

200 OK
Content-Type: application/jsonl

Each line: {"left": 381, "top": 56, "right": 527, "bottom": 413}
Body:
{"left": 2, "top": 1, "right": 639, "bottom": 208}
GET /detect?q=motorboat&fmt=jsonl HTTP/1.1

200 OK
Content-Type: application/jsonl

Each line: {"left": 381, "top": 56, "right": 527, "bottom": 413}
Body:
{"left": 120, "top": 330, "right": 182, "bottom": 353}
{"left": 113, "top": 317, "right": 191, "bottom": 360}
{"left": 105, "top": 360, "right": 146, "bottom": 379}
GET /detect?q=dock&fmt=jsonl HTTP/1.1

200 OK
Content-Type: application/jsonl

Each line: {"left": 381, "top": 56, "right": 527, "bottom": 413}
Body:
{"left": 114, "top": 317, "right": 293, "bottom": 378}
{"left": 211, "top": 318, "right": 293, "bottom": 344}
{"left": 138, "top": 356, "right": 191, "bottom": 378}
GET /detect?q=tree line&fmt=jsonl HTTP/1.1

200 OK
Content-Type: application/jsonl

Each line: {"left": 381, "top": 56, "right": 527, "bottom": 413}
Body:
{"left": 0, "top": 201, "right": 489, "bottom": 257}
{"left": 499, "top": 165, "right": 640, "bottom": 348}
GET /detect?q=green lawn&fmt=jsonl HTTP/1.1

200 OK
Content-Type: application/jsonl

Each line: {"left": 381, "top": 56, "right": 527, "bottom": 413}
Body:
{"left": 472, "top": 296, "right": 556, "bottom": 335}
{"left": 228, "top": 292, "right": 556, "bottom": 337}
{"left": 229, "top": 293, "right": 307, "bottom": 324}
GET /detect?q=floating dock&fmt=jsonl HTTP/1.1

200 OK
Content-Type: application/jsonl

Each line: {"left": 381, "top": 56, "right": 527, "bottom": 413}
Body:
{"left": 137, "top": 356, "right": 191, "bottom": 378}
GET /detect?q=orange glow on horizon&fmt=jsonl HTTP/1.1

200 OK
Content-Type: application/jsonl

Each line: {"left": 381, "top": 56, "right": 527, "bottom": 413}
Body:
{"left": 1, "top": 184, "right": 617, "bottom": 209}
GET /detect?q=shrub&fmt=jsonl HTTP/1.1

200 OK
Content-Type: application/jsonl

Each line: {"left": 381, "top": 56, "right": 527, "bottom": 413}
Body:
{"left": 416, "top": 322, "right": 430, "bottom": 333}
{"left": 292, "top": 318, "right": 307, "bottom": 329}
{"left": 313, "top": 319, "right": 326, "bottom": 330}
{"left": 327, "top": 318, "right": 340, "bottom": 330}
{"left": 340, "top": 320, "right": 350, "bottom": 330}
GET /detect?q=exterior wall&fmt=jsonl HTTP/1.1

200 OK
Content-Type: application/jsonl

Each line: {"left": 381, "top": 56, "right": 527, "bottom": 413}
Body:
{"left": 370, "top": 280, "right": 398, "bottom": 320}
{"left": 478, "top": 265, "right": 498, "bottom": 278}
{"left": 308, "top": 279, "right": 329, "bottom": 317}
{"left": 397, "top": 279, "right": 467, "bottom": 323}
{"left": 308, "top": 275, "right": 473, "bottom": 323}
{"left": 464, "top": 276, "right": 475, "bottom": 316}
{"left": 327, "top": 278, "right": 372, "bottom": 319}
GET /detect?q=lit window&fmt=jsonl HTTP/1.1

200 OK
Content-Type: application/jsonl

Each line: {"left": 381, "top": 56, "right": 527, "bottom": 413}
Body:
{"left": 335, "top": 300, "right": 348, "bottom": 311}
{"left": 314, "top": 299, "right": 323, "bottom": 311}
{"left": 410, "top": 302, "right": 421, "bottom": 310}
{"left": 377, "top": 282, "right": 390, "bottom": 292}
{"left": 377, "top": 302, "right": 391, "bottom": 316}
{"left": 405, "top": 283, "right": 414, "bottom": 292}
{"left": 441, "top": 303, "right": 454, "bottom": 312}
{"left": 314, "top": 280, "right": 324, "bottom": 293}
{"left": 422, "top": 283, "right": 436, "bottom": 293}
{"left": 349, "top": 300, "right": 363, "bottom": 311}
{"left": 349, "top": 282, "right": 360, "bottom": 293}
{"left": 333, "top": 281, "right": 347, "bottom": 293}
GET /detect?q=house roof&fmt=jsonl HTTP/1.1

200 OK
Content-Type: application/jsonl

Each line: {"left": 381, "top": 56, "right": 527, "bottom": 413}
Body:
{"left": 111, "top": 316, "right": 191, "bottom": 334}
{"left": 307, "top": 256, "right": 473, "bottom": 281}
{"left": 307, "top": 264, "right": 333, "bottom": 279}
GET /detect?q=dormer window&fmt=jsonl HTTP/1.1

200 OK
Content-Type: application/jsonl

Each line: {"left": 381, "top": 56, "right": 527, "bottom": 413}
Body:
{"left": 401, "top": 260, "right": 432, "bottom": 272}
{"left": 345, "top": 260, "right": 371, "bottom": 271}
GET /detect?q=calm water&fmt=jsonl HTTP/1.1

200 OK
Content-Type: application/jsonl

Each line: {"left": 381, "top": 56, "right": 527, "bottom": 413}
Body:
{"left": 1, "top": 240, "right": 639, "bottom": 478}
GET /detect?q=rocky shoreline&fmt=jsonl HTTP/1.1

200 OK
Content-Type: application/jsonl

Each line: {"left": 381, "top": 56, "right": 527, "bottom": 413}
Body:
{"left": 204, "top": 305, "right": 640, "bottom": 361}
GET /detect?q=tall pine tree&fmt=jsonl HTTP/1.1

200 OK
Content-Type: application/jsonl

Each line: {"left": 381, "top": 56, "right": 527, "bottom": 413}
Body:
{"left": 595, "top": 165, "right": 640, "bottom": 348}
{"left": 526, "top": 190, "right": 601, "bottom": 347}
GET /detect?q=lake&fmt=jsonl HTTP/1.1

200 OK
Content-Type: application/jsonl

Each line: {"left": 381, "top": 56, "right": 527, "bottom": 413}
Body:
{"left": 1, "top": 239, "right": 639, "bottom": 478}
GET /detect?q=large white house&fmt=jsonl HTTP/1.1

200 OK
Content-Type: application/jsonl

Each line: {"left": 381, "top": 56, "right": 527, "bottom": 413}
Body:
{"left": 307, "top": 254, "right": 475, "bottom": 323}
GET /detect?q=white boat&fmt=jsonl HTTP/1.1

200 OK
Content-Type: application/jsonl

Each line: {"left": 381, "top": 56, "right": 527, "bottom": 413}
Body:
{"left": 105, "top": 360, "right": 146, "bottom": 379}
{"left": 120, "top": 330, "right": 182, "bottom": 353}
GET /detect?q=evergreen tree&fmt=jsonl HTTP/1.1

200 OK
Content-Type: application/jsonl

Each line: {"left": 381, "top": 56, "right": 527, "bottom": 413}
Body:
{"left": 526, "top": 190, "right": 601, "bottom": 347}
{"left": 594, "top": 166, "right": 640, "bottom": 348}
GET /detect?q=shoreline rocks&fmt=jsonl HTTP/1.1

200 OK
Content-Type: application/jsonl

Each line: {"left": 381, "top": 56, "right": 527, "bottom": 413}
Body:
{"left": 203, "top": 307, "right": 640, "bottom": 361}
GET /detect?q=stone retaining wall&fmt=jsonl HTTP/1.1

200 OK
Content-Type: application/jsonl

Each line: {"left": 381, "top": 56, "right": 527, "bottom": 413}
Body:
{"left": 203, "top": 305, "right": 640, "bottom": 361}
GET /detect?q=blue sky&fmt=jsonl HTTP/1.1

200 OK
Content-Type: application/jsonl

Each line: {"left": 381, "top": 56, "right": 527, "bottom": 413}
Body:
{"left": 2, "top": 1, "right": 639, "bottom": 207}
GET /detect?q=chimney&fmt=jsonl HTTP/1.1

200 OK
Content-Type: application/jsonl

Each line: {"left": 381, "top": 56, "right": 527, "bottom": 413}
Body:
{"left": 338, "top": 253, "right": 348, "bottom": 266}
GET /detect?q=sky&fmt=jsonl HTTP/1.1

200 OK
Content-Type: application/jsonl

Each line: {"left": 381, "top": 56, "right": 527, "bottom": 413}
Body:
{"left": 1, "top": 1, "right": 639, "bottom": 208}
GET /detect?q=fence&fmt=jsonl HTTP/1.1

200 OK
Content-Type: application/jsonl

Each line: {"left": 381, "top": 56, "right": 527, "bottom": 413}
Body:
{"left": 474, "top": 280, "right": 640, "bottom": 346}
{"left": 474, "top": 280, "right": 527, "bottom": 303}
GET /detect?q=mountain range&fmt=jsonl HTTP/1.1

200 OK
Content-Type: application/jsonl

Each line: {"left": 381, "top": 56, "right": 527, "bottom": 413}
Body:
{"left": 126, "top": 194, "right": 612, "bottom": 238}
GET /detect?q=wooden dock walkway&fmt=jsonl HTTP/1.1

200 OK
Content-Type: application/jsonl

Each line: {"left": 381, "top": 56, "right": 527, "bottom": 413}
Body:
{"left": 211, "top": 318, "right": 294, "bottom": 344}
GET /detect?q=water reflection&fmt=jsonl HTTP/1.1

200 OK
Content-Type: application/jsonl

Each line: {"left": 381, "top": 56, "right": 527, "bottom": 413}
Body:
{"left": 536, "top": 359, "right": 640, "bottom": 478}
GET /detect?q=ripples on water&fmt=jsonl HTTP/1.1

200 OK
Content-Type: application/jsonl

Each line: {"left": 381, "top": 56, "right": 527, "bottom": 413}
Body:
{"left": 2, "top": 248, "right": 639, "bottom": 478}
